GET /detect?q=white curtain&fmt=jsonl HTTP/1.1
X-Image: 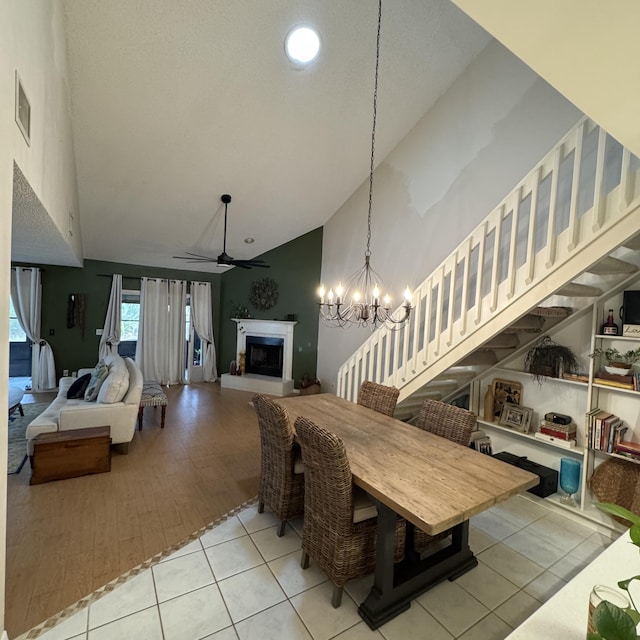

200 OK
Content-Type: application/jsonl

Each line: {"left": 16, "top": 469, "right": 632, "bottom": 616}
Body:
{"left": 99, "top": 274, "right": 122, "bottom": 360}
{"left": 190, "top": 281, "right": 218, "bottom": 382}
{"left": 10, "top": 267, "right": 56, "bottom": 390}
{"left": 167, "top": 280, "right": 187, "bottom": 385}
{"left": 136, "top": 278, "right": 187, "bottom": 385}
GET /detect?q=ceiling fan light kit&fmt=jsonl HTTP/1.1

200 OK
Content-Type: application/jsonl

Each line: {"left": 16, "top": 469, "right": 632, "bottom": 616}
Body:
{"left": 174, "top": 194, "right": 269, "bottom": 269}
{"left": 317, "top": 0, "right": 412, "bottom": 330}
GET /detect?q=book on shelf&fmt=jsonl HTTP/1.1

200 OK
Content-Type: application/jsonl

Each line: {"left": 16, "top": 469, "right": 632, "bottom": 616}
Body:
{"left": 588, "top": 410, "right": 613, "bottom": 450}
{"left": 593, "top": 377, "right": 635, "bottom": 390}
{"left": 534, "top": 432, "right": 577, "bottom": 448}
{"left": 539, "top": 424, "right": 577, "bottom": 441}
{"left": 597, "top": 371, "right": 634, "bottom": 384}
{"left": 614, "top": 440, "right": 640, "bottom": 458}
{"left": 561, "top": 372, "right": 589, "bottom": 383}
{"left": 585, "top": 407, "right": 601, "bottom": 448}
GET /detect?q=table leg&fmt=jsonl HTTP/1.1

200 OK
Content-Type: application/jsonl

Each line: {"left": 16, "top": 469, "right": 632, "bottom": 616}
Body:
{"left": 138, "top": 407, "right": 144, "bottom": 431}
{"left": 161, "top": 405, "right": 166, "bottom": 428}
{"left": 358, "top": 502, "right": 477, "bottom": 630}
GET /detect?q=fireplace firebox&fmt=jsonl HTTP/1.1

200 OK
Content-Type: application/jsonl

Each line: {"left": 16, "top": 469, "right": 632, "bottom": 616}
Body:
{"left": 245, "top": 336, "right": 284, "bottom": 378}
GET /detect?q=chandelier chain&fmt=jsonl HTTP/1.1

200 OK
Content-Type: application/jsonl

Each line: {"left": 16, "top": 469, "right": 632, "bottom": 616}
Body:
{"left": 366, "top": 0, "right": 382, "bottom": 258}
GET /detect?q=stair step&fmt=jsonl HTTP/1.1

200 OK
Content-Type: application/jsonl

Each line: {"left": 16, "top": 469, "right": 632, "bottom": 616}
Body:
{"left": 502, "top": 314, "right": 545, "bottom": 334}
{"left": 556, "top": 282, "right": 603, "bottom": 297}
{"left": 623, "top": 234, "right": 640, "bottom": 251}
{"left": 459, "top": 351, "right": 498, "bottom": 366}
{"left": 478, "top": 334, "right": 520, "bottom": 350}
{"left": 529, "top": 306, "right": 573, "bottom": 318}
{"left": 586, "top": 256, "right": 638, "bottom": 275}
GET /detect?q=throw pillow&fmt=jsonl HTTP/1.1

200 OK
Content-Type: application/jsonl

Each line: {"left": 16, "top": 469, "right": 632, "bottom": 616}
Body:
{"left": 97, "top": 355, "right": 130, "bottom": 404}
{"left": 66, "top": 373, "right": 92, "bottom": 399}
{"left": 84, "top": 360, "right": 109, "bottom": 402}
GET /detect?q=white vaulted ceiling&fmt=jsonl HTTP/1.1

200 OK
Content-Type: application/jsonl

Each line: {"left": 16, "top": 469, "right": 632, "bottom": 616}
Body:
{"left": 21, "top": 0, "right": 490, "bottom": 271}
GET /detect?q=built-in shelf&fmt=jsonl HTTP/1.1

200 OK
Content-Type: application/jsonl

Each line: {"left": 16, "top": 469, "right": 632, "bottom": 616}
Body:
{"left": 594, "top": 334, "right": 640, "bottom": 342}
{"left": 477, "top": 418, "right": 584, "bottom": 455}
{"left": 593, "top": 448, "right": 640, "bottom": 466}
{"left": 592, "top": 383, "right": 639, "bottom": 395}
{"left": 494, "top": 368, "right": 588, "bottom": 388}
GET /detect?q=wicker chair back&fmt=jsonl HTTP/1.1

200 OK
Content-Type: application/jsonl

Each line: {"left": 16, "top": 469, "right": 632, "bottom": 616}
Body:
{"left": 357, "top": 381, "right": 400, "bottom": 417}
{"left": 415, "top": 398, "right": 476, "bottom": 447}
{"left": 252, "top": 394, "right": 304, "bottom": 528}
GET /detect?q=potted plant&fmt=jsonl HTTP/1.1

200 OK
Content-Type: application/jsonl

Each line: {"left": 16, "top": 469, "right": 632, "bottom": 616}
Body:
{"left": 524, "top": 336, "right": 580, "bottom": 383}
{"left": 589, "top": 502, "right": 640, "bottom": 639}
{"left": 590, "top": 347, "right": 640, "bottom": 374}
{"left": 299, "top": 374, "right": 321, "bottom": 395}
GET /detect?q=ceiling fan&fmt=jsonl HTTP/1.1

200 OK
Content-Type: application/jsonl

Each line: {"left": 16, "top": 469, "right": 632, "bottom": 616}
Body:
{"left": 174, "top": 194, "right": 269, "bottom": 269}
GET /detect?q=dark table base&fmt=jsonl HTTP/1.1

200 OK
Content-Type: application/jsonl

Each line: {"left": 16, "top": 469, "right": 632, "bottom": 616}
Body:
{"left": 358, "top": 502, "right": 477, "bottom": 630}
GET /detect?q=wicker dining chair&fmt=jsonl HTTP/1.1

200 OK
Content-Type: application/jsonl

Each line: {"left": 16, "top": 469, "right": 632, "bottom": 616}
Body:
{"left": 295, "top": 416, "right": 405, "bottom": 608}
{"left": 412, "top": 399, "right": 477, "bottom": 553}
{"left": 414, "top": 398, "right": 477, "bottom": 446}
{"left": 357, "top": 381, "right": 400, "bottom": 417}
{"left": 252, "top": 394, "right": 305, "bottom": 537}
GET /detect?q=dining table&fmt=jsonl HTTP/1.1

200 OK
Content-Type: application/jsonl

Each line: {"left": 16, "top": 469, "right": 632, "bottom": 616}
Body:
{"left": 277, "top": 393, "right": 539, "bottom": 629}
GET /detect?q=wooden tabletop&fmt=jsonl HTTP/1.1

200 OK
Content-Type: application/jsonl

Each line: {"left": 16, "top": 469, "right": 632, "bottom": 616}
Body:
{"left": 277, "top": 394, "right": 538, "bottom": 536}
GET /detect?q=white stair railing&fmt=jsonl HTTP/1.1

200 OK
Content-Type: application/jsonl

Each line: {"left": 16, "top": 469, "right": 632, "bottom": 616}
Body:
{"left": 337, "top": 116, "right": 640, "bottom": 403}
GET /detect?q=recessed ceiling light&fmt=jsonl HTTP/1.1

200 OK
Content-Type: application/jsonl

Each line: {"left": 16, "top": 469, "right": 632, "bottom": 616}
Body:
{"left": 244, "top": 237, "right": 255, "bottom": 244}
{"left": 285, "top": 25, "right": 320, "bottom": 66}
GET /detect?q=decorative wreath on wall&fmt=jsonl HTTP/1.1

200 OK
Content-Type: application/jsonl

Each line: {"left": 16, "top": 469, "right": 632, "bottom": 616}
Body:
{"left": 249, "top": 277, "right": 279, "bottom": 311}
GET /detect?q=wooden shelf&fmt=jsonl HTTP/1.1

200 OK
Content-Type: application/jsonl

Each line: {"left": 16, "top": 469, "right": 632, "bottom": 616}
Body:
{"left": 477, "top": 419, "right": 584, "bottom": 455}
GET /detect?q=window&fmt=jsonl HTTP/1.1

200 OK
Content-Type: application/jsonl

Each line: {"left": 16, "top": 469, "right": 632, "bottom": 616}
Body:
{"left": 121, "top": 295, "right": 140, "bottom": 341}
{"left": 9, "top": 298, "right": 27, "bottom": 343}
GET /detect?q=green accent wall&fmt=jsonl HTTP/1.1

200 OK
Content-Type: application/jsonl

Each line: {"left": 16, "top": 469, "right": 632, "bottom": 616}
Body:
{"left": 219, "top": 227, "right": 322, "bottom": 386}
{"left": 13, "top": 226, "right": 322, "bottom": 385}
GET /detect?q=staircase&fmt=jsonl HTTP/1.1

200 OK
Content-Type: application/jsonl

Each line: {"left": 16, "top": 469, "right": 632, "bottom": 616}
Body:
{"left": 336, "top": 116, "right": 640, "bottom": 419}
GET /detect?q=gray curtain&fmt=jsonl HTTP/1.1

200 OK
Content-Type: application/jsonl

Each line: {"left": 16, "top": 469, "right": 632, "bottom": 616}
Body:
{"left": 99, "top": 274, "right": 122, "bottom": 360}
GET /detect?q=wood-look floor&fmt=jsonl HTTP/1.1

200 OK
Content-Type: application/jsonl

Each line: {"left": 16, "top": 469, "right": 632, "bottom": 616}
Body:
{"left": 5, "top": 382, "right": 261, "bottom": 638}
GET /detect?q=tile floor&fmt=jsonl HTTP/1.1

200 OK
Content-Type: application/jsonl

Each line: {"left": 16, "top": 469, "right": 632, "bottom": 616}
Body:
{"left": 19, "top": 495, "right": 618, "bottom": 640}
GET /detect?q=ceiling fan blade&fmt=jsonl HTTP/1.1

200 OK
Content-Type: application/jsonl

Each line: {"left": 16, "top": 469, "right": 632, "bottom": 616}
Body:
{"left": 230, "top": 259, "right": 270, "bottom": 269}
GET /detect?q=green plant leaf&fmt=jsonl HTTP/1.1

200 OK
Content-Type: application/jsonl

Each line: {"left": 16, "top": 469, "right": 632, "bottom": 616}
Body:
{"left": 596, "top": 502, "right": 640, "bottom": 527}
{"left": 594, "top": 601, "right": 638, "bottom": 640}
{"left": 587, "top": 634, "right": 603, "bottom": 640}
{"left": 618, "top": 576, "right": 640, "bottom": 592}
{"left": 630, "top": 524, "right": 640, "bottom": 546}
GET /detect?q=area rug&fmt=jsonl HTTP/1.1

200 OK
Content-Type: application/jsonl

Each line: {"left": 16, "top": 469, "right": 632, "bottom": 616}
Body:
{"left": 8, "top": 402, "right": 48, "bottom": 474}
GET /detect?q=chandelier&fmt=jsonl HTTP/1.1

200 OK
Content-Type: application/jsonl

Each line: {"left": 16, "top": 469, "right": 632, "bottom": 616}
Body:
{"left": 317, "top": 0, "right": 412, "bottom": 330}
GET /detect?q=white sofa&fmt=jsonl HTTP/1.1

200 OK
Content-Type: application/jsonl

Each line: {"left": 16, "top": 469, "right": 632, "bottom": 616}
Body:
{"left": 25, "top": 356, "right": 144, "bottom": 455}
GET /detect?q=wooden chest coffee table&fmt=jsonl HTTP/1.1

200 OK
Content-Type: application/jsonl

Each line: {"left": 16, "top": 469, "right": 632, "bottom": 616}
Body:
{"left": 30, "top": 426, "right": 111, "bottom": 485}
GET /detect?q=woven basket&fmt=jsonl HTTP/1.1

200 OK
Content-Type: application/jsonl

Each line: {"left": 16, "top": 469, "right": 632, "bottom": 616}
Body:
{"left": 300, "top": 383, "right": 321, "bottom": 396}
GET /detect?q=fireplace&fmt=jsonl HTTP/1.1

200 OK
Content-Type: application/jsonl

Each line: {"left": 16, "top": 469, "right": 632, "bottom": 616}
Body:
{"left": 245, "top": 336, "right": 284, "bottom": 378}
{"left": 221, "top": 319, "right": 297, "bottom": 396}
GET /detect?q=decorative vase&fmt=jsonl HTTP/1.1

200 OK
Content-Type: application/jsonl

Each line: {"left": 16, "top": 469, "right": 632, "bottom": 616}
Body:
{"left": 238, "top": 351, "right": 246, "bottom": 375}
{"left": 483, "top": 384, "right": 494, "bottom": 422}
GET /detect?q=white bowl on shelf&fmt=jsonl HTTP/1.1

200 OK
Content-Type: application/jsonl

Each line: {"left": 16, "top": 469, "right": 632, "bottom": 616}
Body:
{"left": 604, "top": 364, "right": 632, "bottom": 376}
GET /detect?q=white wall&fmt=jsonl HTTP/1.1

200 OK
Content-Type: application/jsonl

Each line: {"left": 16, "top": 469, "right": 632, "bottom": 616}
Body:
{"left": 0, "top": 0, "right": 80, "bottom": 632}
{"left": 317, "top": 41, "right": 582, "bottom": 391}
{"left": 10, "top": 0, "right": 82, "bottom": 261}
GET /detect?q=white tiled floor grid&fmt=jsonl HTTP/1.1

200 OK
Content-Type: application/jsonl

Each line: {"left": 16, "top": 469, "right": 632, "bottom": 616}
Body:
{"left": 27, "top": 496, "right": 617, "bottom": 640}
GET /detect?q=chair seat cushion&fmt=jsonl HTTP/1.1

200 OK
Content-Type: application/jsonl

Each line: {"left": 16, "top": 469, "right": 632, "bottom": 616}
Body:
{"left": 353, "top": 487, "right": 378, "bottom": 523}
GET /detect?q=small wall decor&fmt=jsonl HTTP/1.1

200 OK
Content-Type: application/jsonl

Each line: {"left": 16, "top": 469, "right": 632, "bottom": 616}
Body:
{"left": 499, "top": 403, "right": 533, "bottom": 433}
{"left": 15, "top": 71, "right": 31, "bottom": 146}
{"left": 249, "top": 277, "right": 279, "bottom": 311}
{"left": 491, "top": 378, "right": 522, "bottom": 420}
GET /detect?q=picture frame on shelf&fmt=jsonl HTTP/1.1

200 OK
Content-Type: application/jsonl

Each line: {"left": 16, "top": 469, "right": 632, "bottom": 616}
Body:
{"left": 492, "top": 378, "right": 523, "bottom": 420}
{"left": 500, "top": 403, "right": 533, "bottom": 433}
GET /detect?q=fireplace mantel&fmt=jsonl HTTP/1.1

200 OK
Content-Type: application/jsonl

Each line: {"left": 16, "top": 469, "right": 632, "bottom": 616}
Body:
{"left": 220, "top": 319, "right": 297, "bottom": 397}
